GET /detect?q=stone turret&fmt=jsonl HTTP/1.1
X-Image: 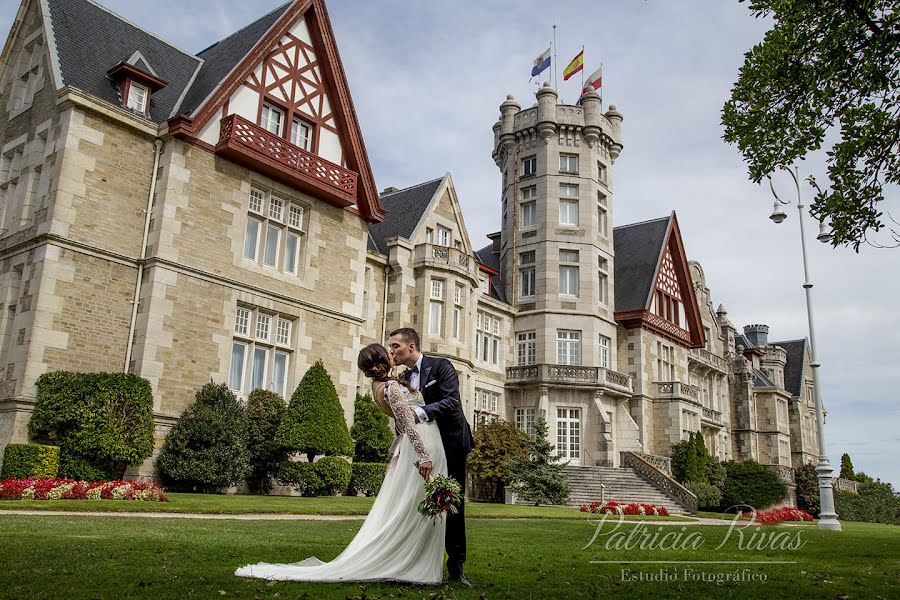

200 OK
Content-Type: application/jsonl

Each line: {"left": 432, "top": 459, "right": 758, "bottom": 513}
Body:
{"left": 743, "top": 324, "right": 769, "bottom": 348}
{"left": 535, "top": 82, "right": 558, "bottom": 143}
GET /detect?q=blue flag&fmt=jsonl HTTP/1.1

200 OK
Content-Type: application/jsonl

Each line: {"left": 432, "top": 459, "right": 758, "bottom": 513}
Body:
{"left": 531, "top": 47, "right": 551, "bottom": 78}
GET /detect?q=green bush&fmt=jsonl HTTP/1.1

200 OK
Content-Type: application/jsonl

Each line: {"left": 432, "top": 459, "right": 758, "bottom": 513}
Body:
{"left": 275, "top": 361, "right": 353, "bottom": 462}
{"left": 707, "top": 459, "right": 727, "bottom": 492}
{"left": 506, "top": 417, "right": 569, "bottom": 506}
{"left": 794, "top": 463, "right": 820, "bottom": 516}
{"left": 156, "top": 383, "right": 250, "bottom": 493}
{"left": 315, "top": 456, "right": 352, "bottom": 496}
{"left": 59, "top": 449, "right": 115, "bottom": 481}
{"left": 347, "top": 462, "right": 387, "bottom": 497}
{"left": 277, "top": 461, "right": 323, "bottom": 496}
{"left": 245, "top": 389, "right": 288, "bottom": 494}
{"left": 468, "top": 419, "right": 529, "bottom": 502}
{"left": 28, "top": 372, "right": 154, "bottom": 479}
{"left": 686, "top": 481, "right": 722, "bottom": 510}
{"left": 0, "top": 444, "right": 59, "bottom": 479}
{"left": 350, "top": 393, "right": 393, "bottom": 463}
{"left": 720, "top": 460, "right": 787, "bottom": 510}
{"left": 835, "top": 479, "right": 900, "bottom": 525}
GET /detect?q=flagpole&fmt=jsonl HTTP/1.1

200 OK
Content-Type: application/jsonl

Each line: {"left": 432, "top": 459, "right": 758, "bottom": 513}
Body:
{"left": 552, "top": 24, "right": 558, "bottom": 90}
{"left": 580, "top": 45, "right": 585, "bottom": 91}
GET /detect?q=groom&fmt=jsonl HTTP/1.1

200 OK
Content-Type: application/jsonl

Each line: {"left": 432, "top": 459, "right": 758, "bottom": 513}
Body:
{"left": 388, "top": 327, "right": 474, "bottom": 587}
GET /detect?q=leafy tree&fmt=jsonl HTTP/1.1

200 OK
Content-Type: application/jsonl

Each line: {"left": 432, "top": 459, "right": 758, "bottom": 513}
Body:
{"left": 275, "top": 361, "right": 353, "bottom": 462}
{"left": 28, "top": 372, "right": 155, "bottom": 479}
{"left": 707, "top": 459, "right": 727, "bottom": 493}
{"left": 795, "top": 462, "right": 821, "bottom": 515}
{"left": 722, "top": 0, "right": 900, "bottom": 249}
{"left": 467, "top": 419, "right": 530, "bottom": 502}
{"left": 506, "top": 417, "right": 569, "bottom": 506}
{"left": 671, "top": 432, "right": 710, "bottom": 484}
{"left": 156, "top": 383, "right": 250, "bottom": 493}
{"left": 839, "top": 453, "right": 856, "bottom": 480}
{"left": 350, "top": 393, "right": 393, "bottom": 463}
{"left": 245, "top": 389, "right": 288, "bottom": 494}
{"left": 835, "top": 477, "right": 900, "bottom": 524}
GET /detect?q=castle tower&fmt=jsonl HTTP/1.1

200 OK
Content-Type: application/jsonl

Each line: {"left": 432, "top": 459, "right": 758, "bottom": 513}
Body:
{"left": 493, "top": 83, "right": 628, "bottom": 466}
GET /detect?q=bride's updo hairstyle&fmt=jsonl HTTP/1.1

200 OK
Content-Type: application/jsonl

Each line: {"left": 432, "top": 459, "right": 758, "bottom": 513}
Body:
{"left": 358, "top": 343, "right": 391, "bottom": 380}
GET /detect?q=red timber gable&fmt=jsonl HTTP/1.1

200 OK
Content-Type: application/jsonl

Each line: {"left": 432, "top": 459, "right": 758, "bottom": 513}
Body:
{"left": 168, "top": 0, "right": 383, "bottom": 223}
{"left": 615, "top": 213, "right": 706, "bottom": 348}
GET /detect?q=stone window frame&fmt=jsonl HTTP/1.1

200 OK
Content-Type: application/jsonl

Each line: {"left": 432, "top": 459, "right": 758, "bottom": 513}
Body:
{"left": 243, "top": 185, "right": 307, "bottom": 276}
{"left": 559, "top": 249, "right": 580, "bottom": 298}
{"left": 598, "top": 334, "right": 610, "bottom": 369}
{"left": 520, "top": 185, "right": 537, "bottom": 229}
{"left": 556, "top": 407, "right": 581, "bottom": 459}
{"left": 556, "top": 329, "right": 581, "bottom": 366}
{"left": 597, "top": 191, "right": 608, "bottom": 238}
{"left": 657, "top": 341, "right": 676, "bottom": 381}
{"left": 7, "top": 29, "right": 45, "bottom": 119}
{"left": 515, "top": 407, "right": 536, "bottom": 435}
{"left": 559, "top": 183, "right": 579, "bottom": 227}
{"left": 516, "top": 330, "right": 536, "bottom": 366}
{"left": 522, "top": 155, "right": 537, "bottom": 178}
{"left": 598, "top": 256, "right": 609, "bottom": 305}
{"left": 476, "top": 311, "right": 502, "bottom": 366}
{"left": 475, "top": 388, "right": 500, "bottom": 414}
{"left": 559, "top": 153, "right": 579, "bottom": 174}
{"left": 230, "top": 305, "right": 294, "bottom": 399}
{"left": 519, "top": 250, "right": 536, "bottom": 298}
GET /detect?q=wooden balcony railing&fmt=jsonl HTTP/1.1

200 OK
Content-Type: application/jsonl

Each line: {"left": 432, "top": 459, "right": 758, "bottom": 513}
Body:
{"left": 215, "top": 114, "right": 358, "bottom": 208}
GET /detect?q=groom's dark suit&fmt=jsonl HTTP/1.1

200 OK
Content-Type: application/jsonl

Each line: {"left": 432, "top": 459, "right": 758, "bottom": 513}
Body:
{"left": 406, "top": 354, "right": 473, "bottom": 578}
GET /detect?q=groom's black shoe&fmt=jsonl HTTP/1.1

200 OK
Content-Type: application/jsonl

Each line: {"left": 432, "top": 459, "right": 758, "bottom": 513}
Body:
{"left": 449, "top": 573, "right": 472, "bottom": 587}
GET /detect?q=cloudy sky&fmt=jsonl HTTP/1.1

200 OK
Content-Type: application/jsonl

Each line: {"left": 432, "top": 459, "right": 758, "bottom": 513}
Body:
{"left": 2, "top": 1, "right": 896, "bottom": 487}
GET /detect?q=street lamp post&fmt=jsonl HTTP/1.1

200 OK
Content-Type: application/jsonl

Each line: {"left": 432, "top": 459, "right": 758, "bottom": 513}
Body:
{"left": 768, "top": 165, "right": 841, "bottom": 531}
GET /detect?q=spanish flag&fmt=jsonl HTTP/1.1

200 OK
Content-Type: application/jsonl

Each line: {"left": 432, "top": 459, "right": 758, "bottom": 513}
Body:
{"left": 563, "top": 49, "right": 584, "bottom": 81}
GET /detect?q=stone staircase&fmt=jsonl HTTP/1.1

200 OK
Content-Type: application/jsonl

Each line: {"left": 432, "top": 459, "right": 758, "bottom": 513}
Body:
{"left": 562, "top": 465, "right": 693, "bottom": 516}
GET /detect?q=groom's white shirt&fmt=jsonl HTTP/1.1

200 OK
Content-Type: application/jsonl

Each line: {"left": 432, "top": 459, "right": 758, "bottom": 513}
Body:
{"left": 408, "top": 354, "right": 430, "bottom": 424}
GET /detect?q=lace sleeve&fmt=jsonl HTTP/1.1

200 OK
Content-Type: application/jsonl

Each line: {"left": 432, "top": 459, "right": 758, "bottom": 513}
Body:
{"left": 385, "top": 381, "right": 431, "bottom": 463}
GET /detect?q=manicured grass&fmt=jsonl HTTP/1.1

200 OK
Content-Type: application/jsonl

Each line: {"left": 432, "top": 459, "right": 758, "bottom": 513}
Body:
{"left": 0, "top": 514, "right": 896, "bottom": 599}
{"left": 0, "top": 493, "right": 691, "bottom": 520}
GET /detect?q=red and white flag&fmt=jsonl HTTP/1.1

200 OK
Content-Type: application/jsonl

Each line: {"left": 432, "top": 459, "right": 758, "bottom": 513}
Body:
{"left": 582, "top": 66, "right": 602, "bottom": 94}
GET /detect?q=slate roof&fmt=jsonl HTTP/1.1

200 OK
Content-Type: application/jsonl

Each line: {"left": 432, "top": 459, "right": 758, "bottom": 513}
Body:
{"left": 177, "top": 2, "right": 291, "bottom": 116}
{"left": 367, "top": 177, "right": 444, "bottom": 255}
{"left": 612, "top": 215, "right": 671, "bottom": 312}
{"left": 43, "top": 0, "right": 292, "bottom": 123}
{"left": 772, "top": 339, "right": 808, "bottom": 397}
{"left": 46, "top": 0, "right": 202, "bottom": 122}
{"left": 734, "top": 332, "right": 755, "bottom": 350}
{"left": 474, "top": 241, "right": 500, "bottom": 272}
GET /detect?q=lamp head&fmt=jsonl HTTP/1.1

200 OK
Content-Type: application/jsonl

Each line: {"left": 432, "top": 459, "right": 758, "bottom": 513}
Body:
{"left": 816, "top": 221, "right": 833, "bottom": 243}
{"left": 769, "top": 201, "right": 787, "bottom": 224}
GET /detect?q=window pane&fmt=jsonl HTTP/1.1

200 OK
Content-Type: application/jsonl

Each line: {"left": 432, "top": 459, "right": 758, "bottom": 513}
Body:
{"left": 234, "top": 308, "right": 250, "bottom": 335}
{"left": 264, "top": 225, "right": 279, "bottom": 267}
{"left": 244, "top": 219, "right": 260, "bottom": 260}
{"left": 276, "top": 318, "right": 291, "bottom": 345}
{"left": 256, "top": 313, "right": 270, "bottom": 340}
{"left": 249, "top": 189, "right": 264, "bottom": 213}
{"left": 429, "top": 302, "right": 442, "bottom": 335}
{"left": 272, "top": 352, "right": 288, "bottom": 397}
{"left": 229, "top": 342, "right": 246, "bottom": 391}
{"left": 284, "top": 232, "right": 299, "bottom": 273}
{"left": 289, "top": 204, "right": 304, "bottom": 229}
{"left": 522, "top": 201, "right": 535, "bottom": 227}
{"left": 251, "top": 347, "right": 267, "bottom": 390}
{"left": 269, "top": 196, "right": 284, "bottom": 221}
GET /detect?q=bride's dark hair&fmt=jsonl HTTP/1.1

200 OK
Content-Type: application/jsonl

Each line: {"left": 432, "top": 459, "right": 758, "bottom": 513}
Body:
{"left": 357, "top": 344, "right": 413, "bottom": 390}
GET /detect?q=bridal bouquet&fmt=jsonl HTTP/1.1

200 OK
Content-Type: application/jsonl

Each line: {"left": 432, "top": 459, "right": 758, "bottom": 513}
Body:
{"left": 417, "top": 474, "right": 462, "bottom": 522}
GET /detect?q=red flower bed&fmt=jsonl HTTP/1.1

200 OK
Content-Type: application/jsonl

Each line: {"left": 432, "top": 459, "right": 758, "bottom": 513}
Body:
{"left": 579, "top": 500, "right": 669, "bottom": 516}
{"left": 743, "top": 506, "right": 813, "bottom": 524}
{"left": 0, "top": 477, "right": 168, "bottom": 502}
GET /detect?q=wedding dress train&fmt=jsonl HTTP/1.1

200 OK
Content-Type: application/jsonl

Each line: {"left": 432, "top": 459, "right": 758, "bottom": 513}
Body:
{"left": 235, "top": 380, "right": 448, "bottom": 584}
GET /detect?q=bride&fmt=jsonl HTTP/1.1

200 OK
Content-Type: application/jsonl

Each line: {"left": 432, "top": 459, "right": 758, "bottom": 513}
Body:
{"left": 235, "top": 343, "right": 448, "bottom": 584}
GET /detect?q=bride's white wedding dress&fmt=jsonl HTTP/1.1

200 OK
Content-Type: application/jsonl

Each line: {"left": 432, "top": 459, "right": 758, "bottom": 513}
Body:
{"left": 235, "top": 380, "right": 448, "bottom": 584}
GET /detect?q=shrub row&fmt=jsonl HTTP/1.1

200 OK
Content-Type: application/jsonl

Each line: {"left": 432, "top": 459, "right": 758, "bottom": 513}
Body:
{"left": 277, "top": 456, "right": 352, "bottom": 496}
{"left": 0, "top": 444, "right": 59, "bottom": 479}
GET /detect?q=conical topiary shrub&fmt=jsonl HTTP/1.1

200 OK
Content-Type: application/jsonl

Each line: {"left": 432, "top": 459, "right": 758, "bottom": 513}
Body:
{"left": 275, "top": 361, "right": 353, "bottom": 462}
{"left": 350, "top": 393, "right": 393, "bottom": 463}
{"left": 156, "top": 382, "right": 250, "bottom": 493}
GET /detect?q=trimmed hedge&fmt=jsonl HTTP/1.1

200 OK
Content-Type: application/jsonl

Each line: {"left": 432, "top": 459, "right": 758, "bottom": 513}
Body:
{"left": 156, "top": 383, "right": 250, "bottom": 493}
{"left": 28, "top": 372, "right": 155, "bottom": 479}
{"left": 720, "top": 460, "right": 787, "bottom": 510}
{"left": 0, "top": 444, "right": 59, "bottom": 479}
{"left": 347, "top": 462, "right": 387, "bottom": 497}
{"left": 59, "top": 449, "right": 115, "bottom": 482}
{"left": 277, "top": 461, "right": 323, "bottom": 496}
{"left": 315, "top": 456, "right": 352, "bottom": 496}
{"left": 686, "top": 481, "right": 722, "bottom": 510}
{"left": 350, "top": 393, "right": 393, "bottom": 463}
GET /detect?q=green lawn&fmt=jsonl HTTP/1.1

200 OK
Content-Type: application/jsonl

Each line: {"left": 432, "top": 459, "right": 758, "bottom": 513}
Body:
{"left": 0, "top": 514, "right": 896, "bottom": 599}
{"left": 0, "top": 493, "right": 691, "bottom": 520}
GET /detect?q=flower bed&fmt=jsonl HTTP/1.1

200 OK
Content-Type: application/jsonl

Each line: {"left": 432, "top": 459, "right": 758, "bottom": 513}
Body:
{"left": 579, "top": 500, "right": 669, "bottom": 516}
{"left": 743, "top": 506, "right": 814, "bottom": 524}
{"left": 0, "top": 478, "right": 168, "bottom": 502}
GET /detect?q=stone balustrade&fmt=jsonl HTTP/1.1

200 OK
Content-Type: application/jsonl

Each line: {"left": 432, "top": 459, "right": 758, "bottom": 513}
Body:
{"left": 656, "top": 381, "right": 701, "bottom": 403}
{"left": 701, "top": 406, "right": 723, "bottom": 426}
{"left": 506, "top": 364, "right": 633, "bottom": 395}
{"left": 688, "top": 347, "right": 728, "bottom": 371}
{"left": 631, "top": 452, "right": 672, "bottom": 476}
{"left": 413, "top": 243, "right": 476, "bottom": 277}
{"left": 621, "top": 451, "right": 698, "bottom": 514}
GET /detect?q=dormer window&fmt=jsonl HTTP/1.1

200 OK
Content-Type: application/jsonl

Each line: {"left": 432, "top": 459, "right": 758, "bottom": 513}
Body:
{"left": 126, "top": 82, "right": 148, "bottom": 112}
{"left": 106, "top": 61, "right": 167, "bottom": 116}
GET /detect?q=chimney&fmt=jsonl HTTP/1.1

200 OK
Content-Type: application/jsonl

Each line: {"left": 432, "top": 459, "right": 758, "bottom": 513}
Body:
{"left": 486, "top": 231, "right": 501, "bottom": 253}
{"left": 381, "top": 186, "right": 399, "bottom": 195}
{"left": 743, "top": 324, "right": 769, "bottom": 348}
